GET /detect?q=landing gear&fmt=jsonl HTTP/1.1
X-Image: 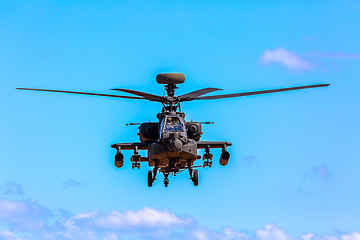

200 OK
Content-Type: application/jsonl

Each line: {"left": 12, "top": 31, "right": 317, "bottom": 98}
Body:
{"left": 147, "top": 159, "right": 200, "bottom": 187}
{"left": 147, "top": 160, "right": 159, "bottom": 187}
{"left": 187, "top": 159, "right": 198, "bottom": 186}
{"left": 192, "top": 169, "right": 198, "bottom": 186}
{"left": 164, "top": 178, "right": 169, "bottom": 187}
{"left": 163, "top": 172, "right": 169, "bottom": 187}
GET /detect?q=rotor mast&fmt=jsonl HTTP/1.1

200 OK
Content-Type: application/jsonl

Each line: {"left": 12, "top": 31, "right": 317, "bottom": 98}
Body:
{"left": 164, "top": 83, "right": 177, "bottom": 97}
{"left": 156, "top": 73, "right": 185, "bottom": 113}
{"left": 161, "top": 84, "right": 181, "bottom": 113}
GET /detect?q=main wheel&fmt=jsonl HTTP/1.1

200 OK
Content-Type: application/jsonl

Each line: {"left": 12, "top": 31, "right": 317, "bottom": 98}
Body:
{"left": 192, "top": 170, "right": 198, "bottom": 186}
{"left": 164, "top": 178, "right": 169, "bottom": 187}
{"left": 147, "top": 171, "right": 153, "bottom": 187}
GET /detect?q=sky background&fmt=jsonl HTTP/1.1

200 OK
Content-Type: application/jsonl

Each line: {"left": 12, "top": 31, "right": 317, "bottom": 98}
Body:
{"left": 1, "top": 1, "right": 360, "bottom": 239}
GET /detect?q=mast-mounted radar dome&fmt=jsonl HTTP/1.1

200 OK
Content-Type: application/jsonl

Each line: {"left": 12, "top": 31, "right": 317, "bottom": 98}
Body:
{"left": 156, "top": 73, "right": 185, "bottom": 84}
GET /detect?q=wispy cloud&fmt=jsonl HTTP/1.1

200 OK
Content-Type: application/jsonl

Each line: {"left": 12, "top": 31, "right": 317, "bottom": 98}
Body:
{"left": 259, "top": 48, "right": 360, "bottom": 72}
{"left": 0, "top": 197, "right": 358, "bottom": 240}
{"left": 62, "top": 179, "right": 90, "bottom": 189}
{"left": 2, "top": 181, "right": 24, "bottom": 196}
{"left": 241, "top": 155, "right": 258, "bottom": 168}
{"left": 259, "top": 47, "right": 315, "bottom": 71}
{"left": 276, "top": 186, "right": 320, "bottom": 197}
{"left": 307, "top": 51, "right": 360, "bottom": 59}
{"left": 303, "top": 165, "right": 332, "bottom": 182}
{"left": 0, "top": 230, "right": 25, "bottom": 240}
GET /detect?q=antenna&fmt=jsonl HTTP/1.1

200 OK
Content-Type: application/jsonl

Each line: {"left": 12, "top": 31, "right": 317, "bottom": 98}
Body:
{"left": 200, "top": 121, "right": 214, "bottom": 125}
{"left": 126, "top": 122, "right": 141, "bottom": 127}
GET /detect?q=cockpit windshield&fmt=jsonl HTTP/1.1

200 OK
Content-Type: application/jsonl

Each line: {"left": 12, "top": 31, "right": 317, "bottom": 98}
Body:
{"left": 163, "top": 116, "right": 184, "bottom": 133}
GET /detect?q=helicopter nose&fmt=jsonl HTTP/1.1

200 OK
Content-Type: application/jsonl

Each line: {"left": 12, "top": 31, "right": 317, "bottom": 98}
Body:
{"left": 170, "top": 138, "right": 183, "bottom": 151}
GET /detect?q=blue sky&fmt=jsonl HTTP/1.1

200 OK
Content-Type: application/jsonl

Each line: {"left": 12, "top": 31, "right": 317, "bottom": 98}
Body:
{"left": 1, "top": 1, "right": 360, "bottom": 239}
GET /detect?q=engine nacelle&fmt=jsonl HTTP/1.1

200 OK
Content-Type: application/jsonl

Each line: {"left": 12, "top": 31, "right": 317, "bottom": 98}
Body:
{"left": 185, "top": 122, "right": 202, "bottom": 141}
{"left": 115, "top": 153, "right": 124, "bottom": 168}
{"left": 219, "top": 151, "right": 230, "bottom": 166}
{"left": 138, "top": 123, "right": 159, "bottom": 142}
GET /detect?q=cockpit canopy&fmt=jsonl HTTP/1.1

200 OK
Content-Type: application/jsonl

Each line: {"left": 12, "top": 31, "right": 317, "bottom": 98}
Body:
{"left": 163, "top": 116, "right": 185, "bottom": 133}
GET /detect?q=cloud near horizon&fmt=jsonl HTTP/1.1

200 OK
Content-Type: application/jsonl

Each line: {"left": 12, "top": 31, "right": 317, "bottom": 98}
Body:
{"left": 259, "top": 47, "right": 315, "bottom": 71}
{"left": 0, "top": 197, "right": 358, "bottom": 240}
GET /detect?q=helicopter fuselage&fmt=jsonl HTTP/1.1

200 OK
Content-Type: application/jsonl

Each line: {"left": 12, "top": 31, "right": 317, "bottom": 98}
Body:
{"left": 111, "top": 110, "right": 232, "bottom": 187}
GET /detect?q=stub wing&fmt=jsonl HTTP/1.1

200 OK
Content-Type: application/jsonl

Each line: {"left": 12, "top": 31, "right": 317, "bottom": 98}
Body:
{"left": 111, "top": 142, "right": 151, "bottom": 150}
{"left": 112, "top": 141, "right": 232, "bottom": 150}
{"left": 196, "top": 141, "right": 232, "bottom": 149}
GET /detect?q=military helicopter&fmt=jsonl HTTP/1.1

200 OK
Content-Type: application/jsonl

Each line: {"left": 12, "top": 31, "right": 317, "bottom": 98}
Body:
{"left": 17, "top": 73, "right": 329, "bottom": 187}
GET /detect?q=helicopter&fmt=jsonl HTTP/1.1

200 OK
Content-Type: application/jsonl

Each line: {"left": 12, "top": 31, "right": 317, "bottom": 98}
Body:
{"left": 17, "top": 73, "right": 329, "bottom": 187}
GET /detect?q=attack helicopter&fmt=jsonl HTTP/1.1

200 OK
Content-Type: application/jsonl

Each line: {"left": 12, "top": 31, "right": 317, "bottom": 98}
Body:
{"left": 17, "top": 73, "right": 329, "bottom": 187}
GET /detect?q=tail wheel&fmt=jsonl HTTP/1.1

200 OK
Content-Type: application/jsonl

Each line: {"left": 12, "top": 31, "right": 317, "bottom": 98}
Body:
{"left": 192, "top": 170, "right": 198, "bottom": 186}
{"left": 147, "top": 171, "right": 153, "bottom": 187}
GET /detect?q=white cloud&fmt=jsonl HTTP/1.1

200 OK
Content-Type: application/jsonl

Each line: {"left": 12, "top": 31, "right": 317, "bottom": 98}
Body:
{"left": 0, "top": 197, "right": 359, "bottom": 240}
{"left": 61, "top": 218, "right": 97, "bottom": 240}
{"left": 74, "top": 211, "right": 98, "bottom": 220}
{"left": 302, "top": 233, "right": 317, "bottom": 240}
{"left": 188, "top": 226, "right": 249, "bottom": 240}
{"left": 341, "top": 232, "right": 360, "bottom": 240}
{"left": 223, "top": 227, "right": 249, "bottom": 239}
{"left": 259, "top": 47, "right": 315, "bottom": 71}
{"left": 256, "top": 223, "right": 296, "bottom": 240}
{"left": 91, "top": 207, "right": 194, "bottom": 230}
{"left": 191, "top": 228, "right": 209, "bottom": 240}
{"left": 259, "top": 48, "right": 360, "bottom": 72}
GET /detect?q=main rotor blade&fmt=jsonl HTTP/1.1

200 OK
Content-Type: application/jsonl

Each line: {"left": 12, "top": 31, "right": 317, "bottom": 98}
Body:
{"left": 180, "top": 88, "right": 223, "bottom": 98}
{"left": 16, "top": 88, "right": 146, "bottom": 99}
{"left": 194, "top": 84, "right": 330, "bottom": 100}
{"left": 111, "top": 88, "right": 165, "bottom": 102}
